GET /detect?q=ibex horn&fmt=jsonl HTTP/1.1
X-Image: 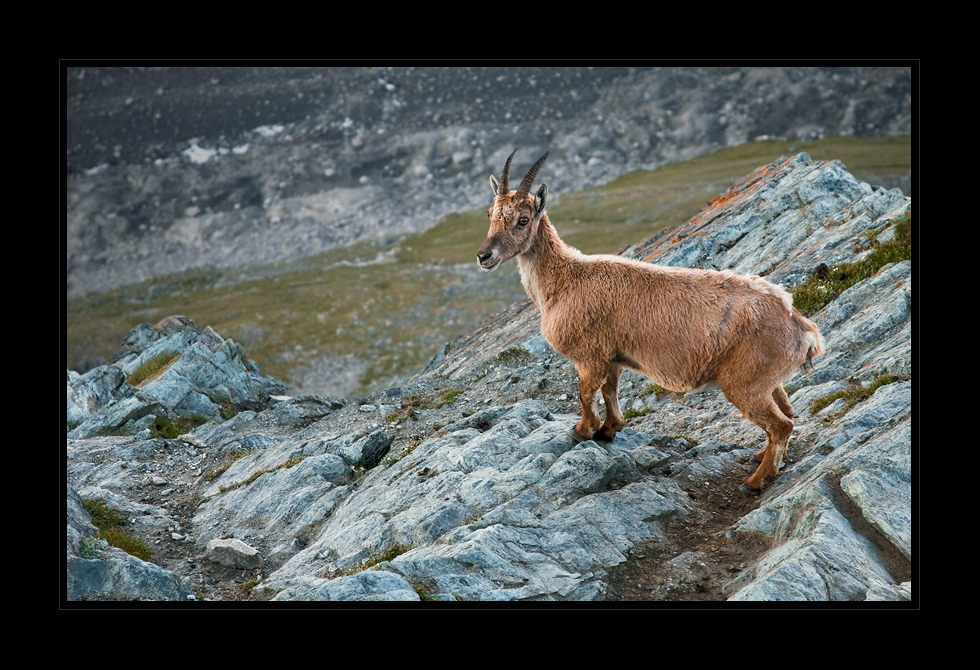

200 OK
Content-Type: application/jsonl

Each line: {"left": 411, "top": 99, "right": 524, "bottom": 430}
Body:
{"left": 498, "top": 149, "right": 517, "bottom": 195}
{"left": 516, "top": 151, "right": 549, "bottom": 200}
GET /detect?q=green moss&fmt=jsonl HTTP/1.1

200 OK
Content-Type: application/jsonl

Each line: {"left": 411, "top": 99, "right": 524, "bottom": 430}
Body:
{"left": 792, "top": 215, "right": 912, "bottom": 317}
{"left": 149, "top": 415, "right": 183, "bottom": 439}
{"left": 230, "top": 577, "right": 262, "bottom": 600}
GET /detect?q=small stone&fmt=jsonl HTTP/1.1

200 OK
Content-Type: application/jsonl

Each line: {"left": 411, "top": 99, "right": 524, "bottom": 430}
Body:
{"left": 206, "top": 538, "right": 264, "bottom": 569}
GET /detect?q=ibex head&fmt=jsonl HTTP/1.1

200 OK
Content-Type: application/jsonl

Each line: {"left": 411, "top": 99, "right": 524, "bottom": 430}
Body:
{"left": 477, "top": 149, "right": 549, "bottom": 271}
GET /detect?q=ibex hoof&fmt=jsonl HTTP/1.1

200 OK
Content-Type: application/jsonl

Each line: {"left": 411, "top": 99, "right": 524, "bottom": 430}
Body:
{"left": 739, "top": 482, "right": 762, "bottom": 495}
{"left": 568, "top": 428, "right": 589, "bottom": 443}
{"left": 594, "top": 426, "right": 617, "bottom": 442}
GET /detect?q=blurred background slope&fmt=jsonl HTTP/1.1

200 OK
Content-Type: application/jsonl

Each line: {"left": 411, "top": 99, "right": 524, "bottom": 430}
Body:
{"left": 65, "top": 65, "right": 913, "bottom": 396}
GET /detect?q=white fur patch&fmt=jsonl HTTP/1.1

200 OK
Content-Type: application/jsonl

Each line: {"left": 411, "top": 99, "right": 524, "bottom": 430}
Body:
{"left": 806, "top": 330, "right": 825, "bottom": 356}
{"left": 746, "top": 274, "right": 793, "bottom": 314}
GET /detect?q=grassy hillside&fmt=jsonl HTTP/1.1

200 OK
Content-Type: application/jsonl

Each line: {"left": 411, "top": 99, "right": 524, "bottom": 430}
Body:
{"left": 66, "top": 135, "right": 911, "bottom": 397}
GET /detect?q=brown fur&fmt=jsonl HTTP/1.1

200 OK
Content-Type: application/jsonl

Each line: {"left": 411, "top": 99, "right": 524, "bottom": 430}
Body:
{"left": 478, "top": 151, "right": 824, "bottom": 492}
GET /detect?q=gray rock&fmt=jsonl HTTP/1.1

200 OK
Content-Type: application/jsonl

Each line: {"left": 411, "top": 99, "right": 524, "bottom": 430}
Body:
{"left": 66, "top": 150, "right": 913, "bottom": 602}
{"left": 289, "top": 570, "right": 421, "bottom": 602}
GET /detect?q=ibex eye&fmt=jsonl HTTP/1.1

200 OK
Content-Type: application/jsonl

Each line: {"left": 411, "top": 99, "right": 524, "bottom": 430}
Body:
{"left": 518, "top": 216, "right": 529, "bottom": 226}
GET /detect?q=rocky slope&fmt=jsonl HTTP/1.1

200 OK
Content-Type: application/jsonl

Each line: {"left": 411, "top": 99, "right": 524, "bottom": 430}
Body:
{"left": 66, "top": 66, "right": 912, "bottom": 300}
{"left": 66, "top": 152, "right": 912, "bottom": 603}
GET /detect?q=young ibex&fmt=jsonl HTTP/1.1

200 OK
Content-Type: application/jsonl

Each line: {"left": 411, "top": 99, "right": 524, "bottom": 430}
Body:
{"left": 478, "top": 150, "right": 824, "bottom": 492}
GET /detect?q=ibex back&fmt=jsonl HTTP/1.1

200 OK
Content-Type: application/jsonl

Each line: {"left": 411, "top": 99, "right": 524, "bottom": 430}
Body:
{"left": 478, "top": 150, "right": 824, "bottom": 492}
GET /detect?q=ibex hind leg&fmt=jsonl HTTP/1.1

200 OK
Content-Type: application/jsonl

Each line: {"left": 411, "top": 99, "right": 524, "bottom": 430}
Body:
{"left": 753, "top": 385, "right": 795, "bottom": 464}
{"left": 724, "top": 384, "right": 794, "bottom": 493}
{"left": 772, "top": 385, "right": 794, "bottom": 419}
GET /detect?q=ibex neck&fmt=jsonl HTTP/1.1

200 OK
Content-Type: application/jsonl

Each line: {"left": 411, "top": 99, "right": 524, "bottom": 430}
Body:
{"left": 517, "top": 213, "right": 577, "bottom": 309}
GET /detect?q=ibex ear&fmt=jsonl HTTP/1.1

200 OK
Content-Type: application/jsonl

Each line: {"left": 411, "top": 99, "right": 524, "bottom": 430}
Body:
{"left": 490, "top": 175, "right": 501, "bottom": 196}
{"left": 535, "top": 184, "right": 548, "bottom": 217}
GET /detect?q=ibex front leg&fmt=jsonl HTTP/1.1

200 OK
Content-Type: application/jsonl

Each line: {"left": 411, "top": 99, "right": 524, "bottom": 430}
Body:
{"left": 595, "top": 362, "right": 625, "bottom": 441}
{"left": 573, "top": 361, "right": 604, "bottom": 441}
{"left": 573, "top": 361, "right": 624, "bottom": 442}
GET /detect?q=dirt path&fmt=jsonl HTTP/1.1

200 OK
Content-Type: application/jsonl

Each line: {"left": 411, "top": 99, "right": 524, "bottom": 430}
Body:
{"left": 604, "top": 467, "right": 773, "bottom": 601}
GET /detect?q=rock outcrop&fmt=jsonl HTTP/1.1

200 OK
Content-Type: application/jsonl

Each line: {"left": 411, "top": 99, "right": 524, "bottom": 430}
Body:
{"left": 67, "top": 315, "right": 286, "bottom": 440}
{"left": 66, "top": 153, "right": 912, "bottom": 602}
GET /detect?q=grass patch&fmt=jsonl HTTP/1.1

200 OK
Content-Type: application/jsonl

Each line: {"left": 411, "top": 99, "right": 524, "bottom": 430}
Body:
{"left": 639, "top": 382, "right": 686, "bottom": 402}
{"left": 809, "top": 374, "right": 908, "bottom": 421}
{"left": 230, "top": 577, "right": 262, "bottom": 600}
{"left": 624, "top": 407, "right": 651, "bottom": 421}
{"left": 332, "top": 544, "right": 414, "bottom": 579}
{"left": 81, "top": 497, "right": 128, "bottom": 528}
{"left": 437, "top": 388, "right": 465, "bottom": 408}
{"left": 407, "top": 578, "right": 437, "bottom": 601}
{"left": 792, "top": 215, "right": 912, "bottom": 316}
{"left": 209, "top": 395, "right": 239, "bottom": 421}
{"left": 80, "top": 497, "right": 153, "bottom": 562}
{"left": 127, "top": 352, "right": 179, "bottom": 386}
{"left": 380, "top": 438, "right": 422, "bottom": 469}
{"left": 145, "top": 413, "right": 210, "bottom": 439}
{"left": 202, "top": 450, "right": 251, "bottom": 483}
{"left": 218, "top": 455, "right": 308, "bottom": 493}
{"left": 386, "top": 393, "right": 429, "bottom": 424}
{"left": 95, "top": 526, "right": 154, "bottom": 562}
